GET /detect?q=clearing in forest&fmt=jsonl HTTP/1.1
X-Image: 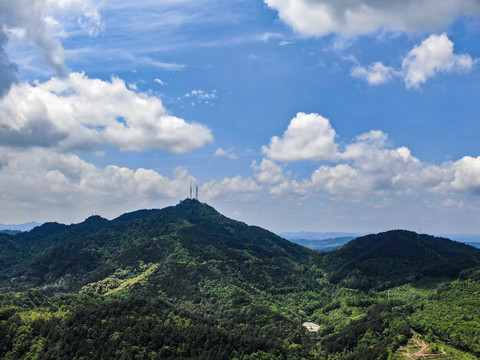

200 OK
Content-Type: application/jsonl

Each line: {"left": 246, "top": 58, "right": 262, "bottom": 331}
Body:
{"left": 396, "top": 331, "right": 446, "bottom": 359}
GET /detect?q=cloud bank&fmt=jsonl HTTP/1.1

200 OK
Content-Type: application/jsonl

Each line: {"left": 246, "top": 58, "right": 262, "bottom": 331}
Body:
{"left": 1, "top": 111, "right": 480, "bottom": 224}
{"left": 0, "top": 147, "right": 197, "bottom": 222}
{"left": 258, "top": 113, "right": 480, "bottom": 200}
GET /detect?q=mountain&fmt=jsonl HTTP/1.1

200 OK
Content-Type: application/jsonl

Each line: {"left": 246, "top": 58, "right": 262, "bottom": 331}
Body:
{"left": 326, "top": 229, "right": 480, "bottom": 290}
{"left": 2, "top": 202, "right": 480, "bottom": 359}
{"left": 1, "top": 199, "right": 318, "bottom": 297}
{"left": 0, "top": 199, "right": 323, "bottom": 359}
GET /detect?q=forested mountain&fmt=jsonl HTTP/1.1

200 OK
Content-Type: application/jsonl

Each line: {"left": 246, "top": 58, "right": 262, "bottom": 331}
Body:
{"left": 326, "top": 230, "right": 480, "bottom": 290}
{"left": 1, "top": 199, "right": 317, "bottom": 296}
{"left": 1, "top": 200, "right": 480, "bottom": 359}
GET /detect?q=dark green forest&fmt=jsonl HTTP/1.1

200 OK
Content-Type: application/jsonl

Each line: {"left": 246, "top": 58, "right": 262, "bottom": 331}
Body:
{"left": 1, "top": 199, "right": 479, "bottom": 359}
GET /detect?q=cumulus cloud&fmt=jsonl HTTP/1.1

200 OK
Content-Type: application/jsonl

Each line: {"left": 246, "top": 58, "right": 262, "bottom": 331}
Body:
{"left": 256, "top": 113, "right": 480, "bottom": 202}
{"left": 312, "top": 130, "right": 448, "bottom": 196}
{"left": 0, "top": 72, "right": 213, "bottom": 153}
{"left": 252, "top": 158, "right": 287, "bottom": 185}
{"left": 0, "top": 147, "right": 194, "bottom": 222}
{"left": 264, "top": 0, "right": 480, "bottom": 36}
{"left": 201, "top": 176, "right": 260, "bottom": 202}
{"left": 350, "top": 62, "right": 397, "bottom": 85}
{"left": 252, "top": 158, "right": 311, "bottom": 199}
{"left": 350, "top": 34, "right": 476, "bottom": 88}
{"left": 402, "top": 33, "right": 476, "bottom": 89}
{"left": 447, "top": 156, "right": 480, "bottom": 195}
{"left": 262, "top": 112, "right": 338, "bottom": 162}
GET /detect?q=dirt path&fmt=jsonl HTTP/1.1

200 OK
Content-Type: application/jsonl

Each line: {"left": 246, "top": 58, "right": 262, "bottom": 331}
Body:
{"left": 397, "top": 331, "right": 446, "bottom": 359}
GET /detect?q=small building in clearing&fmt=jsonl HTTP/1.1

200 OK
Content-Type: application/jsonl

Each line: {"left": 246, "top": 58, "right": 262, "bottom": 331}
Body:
{"left": 302, "top": 322, "right": 320, "bottom": 333}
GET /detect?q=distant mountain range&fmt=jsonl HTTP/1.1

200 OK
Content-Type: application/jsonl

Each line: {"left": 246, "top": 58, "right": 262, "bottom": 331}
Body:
{"left": 439, "top": 233, "right": 480, "bottom": 243}
{"left": 279, "top": 231, "right": 366, "bottom": 240}
{"left": 0, "top": 221, "right": 41, "bottom": 232}
{"left": 282, "top": 236, "right": 357, "bottom": 252}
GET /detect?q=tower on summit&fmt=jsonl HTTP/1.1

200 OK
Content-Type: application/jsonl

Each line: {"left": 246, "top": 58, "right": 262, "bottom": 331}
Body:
{"left": 189, "top": 182, "right": 199, "bottom": 200}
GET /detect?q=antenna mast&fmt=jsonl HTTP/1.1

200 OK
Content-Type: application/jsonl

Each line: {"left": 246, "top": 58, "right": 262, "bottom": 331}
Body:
{"left": 196, "top": 184, "right": 198, "bottom": 200}
{"left": 190, "top": 181, "right": 192, "bottom": 199}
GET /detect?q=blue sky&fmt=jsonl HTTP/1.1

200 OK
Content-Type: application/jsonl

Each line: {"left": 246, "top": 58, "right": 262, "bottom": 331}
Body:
{"left": 1, "top": 0, "right": 480, "bottom": 234}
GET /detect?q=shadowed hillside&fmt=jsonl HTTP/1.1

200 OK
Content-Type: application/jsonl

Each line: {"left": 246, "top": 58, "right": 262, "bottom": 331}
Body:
{"left": 326, "top": 230, "right": 480, "bottom": 290}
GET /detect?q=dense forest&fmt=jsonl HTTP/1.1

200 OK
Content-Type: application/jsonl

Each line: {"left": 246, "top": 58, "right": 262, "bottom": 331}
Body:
{"left": 1, "top": 199, "right": 480, "bottom": 359}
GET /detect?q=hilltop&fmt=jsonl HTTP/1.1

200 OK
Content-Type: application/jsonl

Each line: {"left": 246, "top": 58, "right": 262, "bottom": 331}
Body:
{"left": 326, "top": 230, "right": 480, "bottom": 289}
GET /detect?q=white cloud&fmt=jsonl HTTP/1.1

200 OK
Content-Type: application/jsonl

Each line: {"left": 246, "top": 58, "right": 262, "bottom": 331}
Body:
{"left": 402, "top": 33, "right": 476, "bottom": 89}
{"left": 350, "top": 62, "right": 397, "bottom": 85}
{"left": 252, "top": 158, "right": 287, "bottom": 185}
{"left": 256, "top": 114, "right": 480, "bottom": 202}
{"left": 252, "top": 158, "right": 311, "bottom": 199}
{"left": 264, "top": 0, "right": 480, "bottom": 37}
{"left": 0, "top": 147, "right": 194, "bottom": 222}
{"left": 350, "top": 34, "right": 476, "bottom": 88}
{"left": 201, "top": 176, "right": 260, "bottom": 202}
{"left": 446, "top": 156, "right": 480, "bottom": 195}
{"left": 0, "top": 72, "right": 213, "bottom": 153}
{"left": 77, "top": 9, "right": 105, "bottom": 37}
{"left": 128, "top": 55, "right": 186, "bottom": 71}
{"left": 154, "top": 78, "right": 165, "bottom": 85}
{"left": 214, "top": 147, "right": 238, "bottom": 160}
{"left": 311, "top": 164, "right": 360, "bottom": 195}
{"left": 279, "top": 40, "right": 293, "bottom": 46}
{"left": 258, "top": 32, "right": 283, "bottom": 42}
{"left": 183, "top": 89, "right": 217, "bottom": 103}
{"left": 262, "top": 112, "right": 338, "bottom": 162}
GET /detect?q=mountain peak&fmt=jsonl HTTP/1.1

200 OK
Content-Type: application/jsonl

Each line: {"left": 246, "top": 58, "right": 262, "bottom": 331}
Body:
{"left": 168, "top": 198, "right": 222, "bottom": 223}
